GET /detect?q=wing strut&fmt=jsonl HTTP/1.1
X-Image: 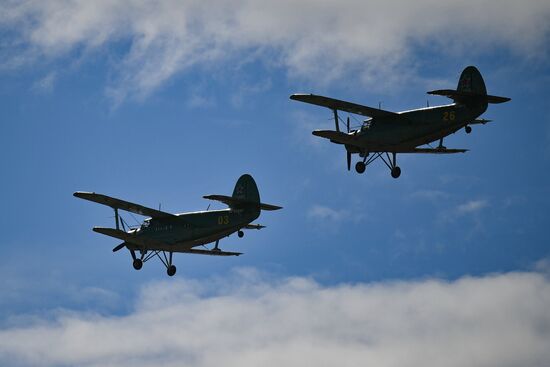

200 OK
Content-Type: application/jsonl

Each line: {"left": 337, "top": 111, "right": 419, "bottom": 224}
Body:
{"left": 114, "top": 208, "right": 120, "bottom": 230}
{"left": 333, "top": 109, "right": 340, "bottom": 132}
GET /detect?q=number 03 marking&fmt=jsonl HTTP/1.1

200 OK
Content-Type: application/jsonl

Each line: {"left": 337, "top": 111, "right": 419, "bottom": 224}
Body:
{"left": 218, "top": 215, "right": 229, "bottom": 225}
{"left": 443, "top": 111, "right": 456, "bottom": 121}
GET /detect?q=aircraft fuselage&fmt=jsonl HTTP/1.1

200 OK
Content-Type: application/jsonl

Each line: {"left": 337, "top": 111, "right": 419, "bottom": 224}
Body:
{"left": 350, "top": 103, "right": 484, "bottom": 152}
{"left": 128, "top": 208, "right": 259, "bottom": 252}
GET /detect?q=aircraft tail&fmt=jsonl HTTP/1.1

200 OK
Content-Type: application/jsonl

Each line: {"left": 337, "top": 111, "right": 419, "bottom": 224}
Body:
{"left": 457, "top": 65, "right": 487, "bottom": 96}
{"left": 203, "top": 174, "right": 282, "bottom": 212}
{"left": 427, "top": 66, "right": 510, "bottom": 107}
{"left": 232, "top": 174, "right": 260, "bottom": 205}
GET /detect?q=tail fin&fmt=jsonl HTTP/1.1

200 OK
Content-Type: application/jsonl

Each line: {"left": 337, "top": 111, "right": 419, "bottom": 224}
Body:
{"left": 203, "top": 174, "right": 282, "bottom": 212}
{"left": 232, "top": 174, "right": 260, "bottom": 204}
{"left": 427, "top": 66, "right": 510, "bottom": 106}
{"left": 457, "top": 66, "right": 487, "bottom": 95}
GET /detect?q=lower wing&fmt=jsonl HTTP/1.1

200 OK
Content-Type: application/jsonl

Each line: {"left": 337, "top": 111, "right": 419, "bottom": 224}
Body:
{"left": 93, "top": 227, "right": 241, "bottom": 255}
{"left": 403, "top": 148, "right": 468, "bottom": 154}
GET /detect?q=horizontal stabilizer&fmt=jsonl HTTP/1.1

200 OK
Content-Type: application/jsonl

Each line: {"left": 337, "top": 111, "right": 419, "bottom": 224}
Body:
{"left": 486, "top": 95, "right": 511, "bottom": 104}
{"left": 244, "top": 223, "right": 265, "bottom": 230}
{"left": 471, "top": 118, "right": 492, "bottom": 125}
{"left": 74, "top": 192, "right": 175, "bottom": 219}
{"left": 260, "top": 203, "right": 283, "bottom": 211}
{"left": 290, "top": 94, "right": 403, "bottom": 119}
{"left": 203, "top": 195, "right": 282, "bottom": 211}
{"left": 427, "top": 89, "right": 510, "bottom": 104}
{"left": 183, "top": 248, "right": 242, "bottom": 256}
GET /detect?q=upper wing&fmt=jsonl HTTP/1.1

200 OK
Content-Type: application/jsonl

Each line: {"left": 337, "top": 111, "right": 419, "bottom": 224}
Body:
{"left": 203, "top": 194, "right": 283, "bottom": 211}
{"left": 74, "top": 192, "right": 175, "bottom": 219}
{"left": 290, "top": 94, "right": 403, "bottom": 119}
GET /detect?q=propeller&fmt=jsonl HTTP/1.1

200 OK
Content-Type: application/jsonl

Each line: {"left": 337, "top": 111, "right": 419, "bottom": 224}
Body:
{"left": 112, "top": 243, "right": 126, "bottom": 252}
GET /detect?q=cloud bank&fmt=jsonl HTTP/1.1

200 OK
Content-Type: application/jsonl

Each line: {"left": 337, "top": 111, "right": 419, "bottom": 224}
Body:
{"left": 2, "top": 0, "right": 550, "bottom": 101}
{"left": 1, "top": 269, "right": 550, "bottom": 366}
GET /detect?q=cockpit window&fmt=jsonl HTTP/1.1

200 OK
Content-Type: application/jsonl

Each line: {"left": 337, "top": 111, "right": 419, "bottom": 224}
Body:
{"left": 361, "top": 118, "right": 373, "bottom": 131}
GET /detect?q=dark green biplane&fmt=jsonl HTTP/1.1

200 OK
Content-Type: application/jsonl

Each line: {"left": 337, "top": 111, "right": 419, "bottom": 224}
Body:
{"left": 74, "top": 174, "right": 281, "bottom": 276}
{"left": 290, "top": 66, "right": 510, "bottom": 178}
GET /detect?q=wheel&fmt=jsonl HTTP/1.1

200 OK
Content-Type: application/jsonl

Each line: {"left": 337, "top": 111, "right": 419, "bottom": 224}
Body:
{"left": 465, "top": 125, "right": 472, "bottom": 134}
{"left": 355, "top": 161, "right": 366, "bottom": 174}
{"left": 167, "top": 265, "right": 177, "bottom": 276}
{"left": 238, "top": 230, "right": 244, "bottom": 238}
{"left": 133, "top": 259, "right": 143, "bottom": 270}
{"left": 391, "top": 166, "right": 401, "bottom": 179}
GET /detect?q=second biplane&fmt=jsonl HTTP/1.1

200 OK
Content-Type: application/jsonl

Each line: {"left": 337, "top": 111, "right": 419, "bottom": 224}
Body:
{"left": 290, "top": 66, "right": 510, "bottom": 178}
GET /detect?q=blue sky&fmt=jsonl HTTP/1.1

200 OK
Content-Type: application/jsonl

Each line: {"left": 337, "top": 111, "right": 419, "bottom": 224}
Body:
{"left": 1, "top": 1, "right": 550, "bottom": 366}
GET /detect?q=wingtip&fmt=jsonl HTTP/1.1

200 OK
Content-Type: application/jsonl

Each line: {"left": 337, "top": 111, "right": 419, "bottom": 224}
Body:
{"left": 290, "top": 93, "right": 313, "bottom": 100}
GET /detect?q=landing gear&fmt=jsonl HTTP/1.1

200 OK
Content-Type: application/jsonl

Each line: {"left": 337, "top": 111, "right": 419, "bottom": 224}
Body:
{"left": 133, "top": 258, "right": 143, "bottom": 270}
{"left": 465, "top": 125, "right": 472, "bottom": 134}
{"left": 163, "top": 252, "right": 176, "bottom": 276}
{"left": 153, "top": 251, "right": 178, "bottom": 276}
{"left": 238, "top": 230, "right": 244, "bottom": 238}
{"left": 167, "top": 265, "right": 177, "bottom": 277}
{"left": 352, "top": 151, "right": 402, "bottom": 178}
{"left": 130, "top": 249, "right": 143, "bottom": 270}
{"left": 388, "top": 152, "right": 400, "bottom": 179}
{"left": 131, "top": 248, "right": 178, "bottom": 277}
{"left": 391, "top": 166, "right": 401, "bottom": 179}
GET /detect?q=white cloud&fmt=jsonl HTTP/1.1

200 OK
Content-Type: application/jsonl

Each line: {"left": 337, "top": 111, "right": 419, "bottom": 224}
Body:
{"left": 411, "top": 189, "right": 450, "bottom": 201}
{"left": 2, "top": 0, "right": 550, "bottom": 102}
{"left": 31, "top": 71, "right": 56, "bottom": 93}
{"left": 429, "top": 198, "right": 490, "bottom": 239}
{"left": 185, "top": 93, "right": 215, "bottom": 109}
{"left": 230, "top": 78, "right": 272, "bottom": 108}
{"left": 456, "top": 199, "right": 489, "bottom": 215}
{"left": 1, "top": 269, "right": 550, "bottom": 366}
{"left": 307, "top": 204, "right": 349, "bottom": 222}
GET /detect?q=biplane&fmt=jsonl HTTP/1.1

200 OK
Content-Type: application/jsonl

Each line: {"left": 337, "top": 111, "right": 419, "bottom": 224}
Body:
{"left": 74, "top": 174, "right": 281, "bottom": 276}
{"left": 290, "top": 66, "right": 510, "bottom": 178}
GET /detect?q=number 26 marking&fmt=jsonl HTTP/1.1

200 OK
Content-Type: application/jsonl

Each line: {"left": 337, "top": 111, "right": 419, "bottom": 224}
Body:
{"left": 443, "top": 111, "right": 456, "bottom": 121}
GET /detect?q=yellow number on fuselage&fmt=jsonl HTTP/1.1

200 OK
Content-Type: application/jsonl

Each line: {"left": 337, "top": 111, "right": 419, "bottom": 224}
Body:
{"left": 443, "top": 111, "right": 456, "bottom": 121}
{"left": 218, "top": 215, "right": 229, "bottom": 225}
